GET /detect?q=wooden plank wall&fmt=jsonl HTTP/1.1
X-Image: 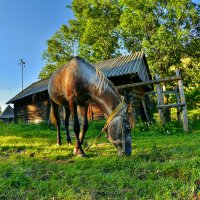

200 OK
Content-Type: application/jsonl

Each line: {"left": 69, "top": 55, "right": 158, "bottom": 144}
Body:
{"left": 124, "top": 87, "right": 146, "bottom": 120}
{"left": 14, "top": 93, "right": 50, "bottom": 123}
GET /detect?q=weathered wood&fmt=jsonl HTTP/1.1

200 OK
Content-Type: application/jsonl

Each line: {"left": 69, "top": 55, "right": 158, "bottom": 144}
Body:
{"left": 155, "top": 74, "right": 166, "bottom": 125}
{"left": 132, "top": 93, "right": 143, "bottom": 99}
{"left": 116, "top": 76, "right": 182, "bottom": 90}
{"left": 141, "top": 98, "right": 151, "bottom": 122}
{"left": 145, "top": 90, "right": 175, "bottom": 95}
{"left": 157, "top": 103, "right": 186, "bottom": 109}
{"left": 162, "top": 84, "right": 171, "bottom": 122}
{"left": 176, "top": 69, "right": 188, "bottom": 132}
{"left": 175, "top": 86, "right": 181, "bottom": 125}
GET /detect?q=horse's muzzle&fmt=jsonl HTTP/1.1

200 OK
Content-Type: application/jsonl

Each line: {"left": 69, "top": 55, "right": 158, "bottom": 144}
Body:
{"left": 118, "top": 142, "right": 132, "bottom": 157}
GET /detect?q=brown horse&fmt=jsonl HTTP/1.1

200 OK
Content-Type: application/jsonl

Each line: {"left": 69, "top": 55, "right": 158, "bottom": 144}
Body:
{"left": 48, "top": 57, "right": 133, "bottom": 156}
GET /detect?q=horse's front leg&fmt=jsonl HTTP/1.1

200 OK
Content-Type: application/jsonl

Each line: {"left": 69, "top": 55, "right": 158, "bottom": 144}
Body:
{"left": 69, "top": 100, "right": 85, "bottom": 156}
{"left": 79, "top": 105, "right": 88, "bottom": 145}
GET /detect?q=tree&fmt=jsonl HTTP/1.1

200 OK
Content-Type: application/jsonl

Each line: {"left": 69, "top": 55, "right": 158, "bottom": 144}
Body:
{"left": 119, "top": 0, "right": 200, "bottom": 78}
{"left": 71, "top": 0, "right": 122, "bottom": 62}
{"left": 39, "top": 0, "right": 122, "bottom": 79}
{"left": 39, "top": 0, "right": 199, "bottom": 82}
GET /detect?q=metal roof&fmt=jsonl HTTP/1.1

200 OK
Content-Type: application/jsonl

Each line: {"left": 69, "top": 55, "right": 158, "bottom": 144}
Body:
{"left": 0, "top": 105, "right": 14, "bottom": 119}
{"left": 7, "top": 52, "right": 151, "bottom": 104}
{"left": 94, "top": 52, "right": 151, "bottom": 82}
{"left": 7, "top": 79, "right": 49, "bottom": 104}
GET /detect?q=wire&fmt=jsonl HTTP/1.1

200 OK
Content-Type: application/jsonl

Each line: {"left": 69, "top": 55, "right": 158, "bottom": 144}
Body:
{"left": 0, "top": 86, "right": 28, "bottom": 90}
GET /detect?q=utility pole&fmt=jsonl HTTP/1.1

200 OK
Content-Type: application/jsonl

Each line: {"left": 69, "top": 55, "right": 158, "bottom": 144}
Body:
{"left": 19, "top": 59, "right": 25, "bottom": 91}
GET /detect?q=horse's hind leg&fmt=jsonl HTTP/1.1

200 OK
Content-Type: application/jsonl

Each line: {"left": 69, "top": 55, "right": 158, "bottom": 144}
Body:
{"left": 69, "top": 99, "right": 85, "bottom": 156}
{"left": 50, "top": 100, "right": 61, "bottom": 145}
{"left": 64, "top": 104, "right": 72, "bottom": 145}
{"left": 79, "top": 105, "right": 88, "bottom": 145}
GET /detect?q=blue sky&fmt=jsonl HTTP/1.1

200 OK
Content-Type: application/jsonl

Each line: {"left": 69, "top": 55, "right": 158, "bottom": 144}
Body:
{"left": 0, "top": 0, "right": 73, "bottom": 111}
{"left": 0, "top": 0, "right": 199, "bottom": 112}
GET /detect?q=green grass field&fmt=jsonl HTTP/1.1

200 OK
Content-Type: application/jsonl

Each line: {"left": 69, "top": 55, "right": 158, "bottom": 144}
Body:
{"left": 0, "top": 120, "right": 200, "bottom": 200}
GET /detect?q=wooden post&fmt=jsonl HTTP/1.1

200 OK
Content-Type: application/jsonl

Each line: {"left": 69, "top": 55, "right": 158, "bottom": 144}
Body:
{"left": 175, "top": 86, "right": 181, "bottom": 125}
{"left": 141, "top": 97, "right": 151, "bottom": 122}
{"left": 163, "top": 84, "right": 171, "bottom": 122}
{"left": 155, "top": 74, "right": 166, "bottom": 125}
{"left": 175, "top": 69, "right": 188, "bottom": 132}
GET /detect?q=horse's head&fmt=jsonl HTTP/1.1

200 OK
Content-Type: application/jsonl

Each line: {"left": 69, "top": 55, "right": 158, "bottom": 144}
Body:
{"left": 103, "top": 104, "right": 134, "bottom": 156}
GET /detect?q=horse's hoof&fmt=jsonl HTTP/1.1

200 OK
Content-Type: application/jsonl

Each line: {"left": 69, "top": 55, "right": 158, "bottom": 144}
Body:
{"left": 77, "top": 153, "right": 86, "bottom": 157}
{"left": 67, "top": 142, "right": 72, "bottom": 146}
{"left": 57, "top": 143, "right": 62, "bottom": 146}
{"left": 73, "top": 147, "right": 86, "bottom": 157}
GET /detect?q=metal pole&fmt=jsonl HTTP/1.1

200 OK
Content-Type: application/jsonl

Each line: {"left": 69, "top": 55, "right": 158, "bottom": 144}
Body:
{"left": 19, "top": 59, "right": 25, "bottom": 91}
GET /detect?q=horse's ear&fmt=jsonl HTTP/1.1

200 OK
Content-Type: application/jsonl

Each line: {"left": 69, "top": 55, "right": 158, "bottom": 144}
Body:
{"left": 126, "top": 103, "right": 135, "bottom": 129}
{"left": 126, "top": 103, "right": 133, "bottom": 114}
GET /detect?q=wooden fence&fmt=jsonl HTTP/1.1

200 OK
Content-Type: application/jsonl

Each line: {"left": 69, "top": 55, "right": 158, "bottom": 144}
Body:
{"left": 116, "top": 69, "right": 188, "bottom": 132}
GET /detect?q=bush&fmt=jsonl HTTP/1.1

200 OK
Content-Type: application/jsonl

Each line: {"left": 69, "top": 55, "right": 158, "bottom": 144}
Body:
{"left": 134, "top": 120, "right": 184, "bottom": 136}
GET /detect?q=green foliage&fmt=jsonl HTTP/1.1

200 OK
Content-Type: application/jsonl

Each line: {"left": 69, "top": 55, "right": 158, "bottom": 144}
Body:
{"left": 71, "top": 0, "right": 122, "bottom": 62}
{"left": 184, "top": 87, "right": 200, "bottom": 120}
{"left": 119, "top": 0, "right": 200, "bottom": 77}
{"left": 134, "top": 120, "right": 184, "bottom": 136}
{"left": 186, "top": 87, "right": 200, "bottom": 110}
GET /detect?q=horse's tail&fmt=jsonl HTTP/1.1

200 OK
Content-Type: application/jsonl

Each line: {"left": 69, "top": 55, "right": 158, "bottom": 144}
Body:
{"left": 49, "top": 101, "right": 59, "bottom": 126}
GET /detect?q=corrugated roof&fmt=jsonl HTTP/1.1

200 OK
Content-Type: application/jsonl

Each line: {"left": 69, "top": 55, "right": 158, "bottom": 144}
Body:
{"left": 94, "top": 52, "right": 150, "bottom": 82}
{"left": 7, "top": 79, "right": 49, "bottom": 104}
{"left": 7, "top": 52, "right": 151, "bottom": 104}
{"left": 0, "top": 105, "right": 14, "bottom": 119}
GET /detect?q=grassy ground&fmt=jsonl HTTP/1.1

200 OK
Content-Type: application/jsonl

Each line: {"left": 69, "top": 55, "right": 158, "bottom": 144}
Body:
{"left": 0, "top": 120, "right": 200, "bottom": 200}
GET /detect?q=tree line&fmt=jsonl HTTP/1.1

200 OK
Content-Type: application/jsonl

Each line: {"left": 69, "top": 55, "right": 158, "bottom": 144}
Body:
{"left": 39, "top": 0, "right": 199, "bottom": 89}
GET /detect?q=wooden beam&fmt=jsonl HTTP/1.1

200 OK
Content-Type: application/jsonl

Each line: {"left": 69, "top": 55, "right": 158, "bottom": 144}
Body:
{"left": 116, "top": 76, "right": 182, "bottom": 90}
{"left": 176, "top": 69, "right": 188, "bottom": 132}
{"left": 157, "top": 103, "right": 186, "bottom": 109}
{"left": 141, "top": 98, "right": 151, "bottom": 122}
{"left": 145, "top": 90, "right": 175, "bottom": 95}
{"left": 155, "top": 74, "right": 166, "bottom": 125}
{"left": 175, "top": 86, "right": 181, "bottom": 125}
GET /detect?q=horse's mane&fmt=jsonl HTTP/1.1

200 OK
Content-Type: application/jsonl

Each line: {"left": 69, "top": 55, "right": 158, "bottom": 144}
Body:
{"left": 75, "top": 56, "right": 121, "bottom": 99}
{"left": 95, "top": 69, "right": 108, "bottom": 95}
{"left": 95, "top": 69, "right": 121, "bottom": 99}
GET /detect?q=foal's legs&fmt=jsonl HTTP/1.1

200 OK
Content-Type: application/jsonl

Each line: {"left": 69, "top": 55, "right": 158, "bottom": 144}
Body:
{"left": 50, "top": 101, "right": 61, "bottom": 145}
{"left": 69, "top": 99, "right": 85, "bottom": 156}
{"left": 79, "top": 105, "right": 88, "bottom": 145}
{"left": 64, "top": 104, "right": 72, "bottom": 145}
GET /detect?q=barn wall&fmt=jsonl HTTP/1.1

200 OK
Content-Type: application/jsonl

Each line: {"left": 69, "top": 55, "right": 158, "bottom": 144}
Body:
{"left": 87, "top": 101, "right": 104, "bottom": 120}
{"left": 14, "top": 92, "right": 50, "bottom": 123}
{"left": 123, "top": 87, "right": 146, "bottom": 120}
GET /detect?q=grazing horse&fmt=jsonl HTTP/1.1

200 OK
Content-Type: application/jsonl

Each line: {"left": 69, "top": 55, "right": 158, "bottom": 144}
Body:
{"left": 48, "top": 57, "right": 133, "bottom": 156}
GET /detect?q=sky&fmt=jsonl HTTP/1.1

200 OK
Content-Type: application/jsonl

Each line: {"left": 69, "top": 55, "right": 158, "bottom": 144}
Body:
{"left": 0, "top": 0, "right": 73, "bottom": 111}
{"left": 0, "top": 0, "right": 199, "bottom": 112}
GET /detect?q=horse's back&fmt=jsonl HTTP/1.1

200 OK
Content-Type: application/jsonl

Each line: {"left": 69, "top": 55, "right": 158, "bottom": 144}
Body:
{"left": 48, "top": 57, "right": 94, "bottom": 106}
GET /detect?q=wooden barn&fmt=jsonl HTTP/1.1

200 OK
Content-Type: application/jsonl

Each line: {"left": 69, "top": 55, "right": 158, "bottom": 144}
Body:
{"left": 0, "top": 105, "right": 14, "bottom": 123}
{"left": 7, "top": 52, "right": 152, "bottom": 123}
